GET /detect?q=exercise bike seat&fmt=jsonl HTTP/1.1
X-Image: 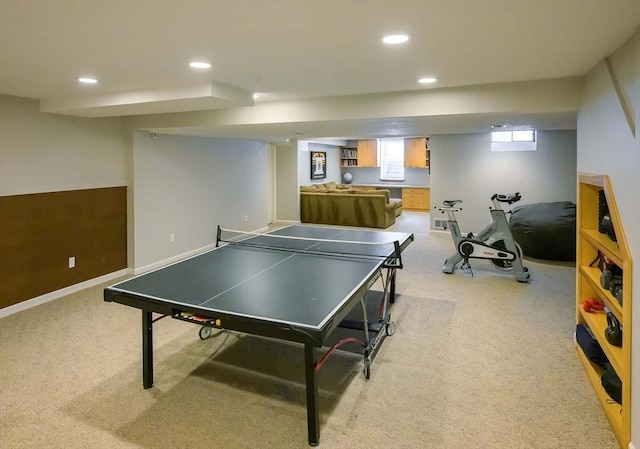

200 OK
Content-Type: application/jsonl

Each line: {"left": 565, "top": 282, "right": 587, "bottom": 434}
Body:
{"left": 442, "top": 199, "right": 463, "bottom": 208}
{"left": 491, "top": 192, "right": 521, "bottom": 204}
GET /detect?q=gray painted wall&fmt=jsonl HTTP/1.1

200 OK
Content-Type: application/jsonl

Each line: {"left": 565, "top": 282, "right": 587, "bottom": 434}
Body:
{"left": 275, "top": 141, "right": 299, "bottom": 222}
{"left": 132, "top": 132, "right": 269, "bottom": 269}
{"left": 0, "top": 95, "right": 273, "bottom": 275}
{"left": 0, "top": 95, "right": 125, "bottom": 196}
{"left": 429, "top": 130, "right": 577, "bottom": 233}
{"left": 577, "top": 29, "right": 639, "bottom": 449}
{"left": 298, "top": 141, "right": 342, "bottom": 187}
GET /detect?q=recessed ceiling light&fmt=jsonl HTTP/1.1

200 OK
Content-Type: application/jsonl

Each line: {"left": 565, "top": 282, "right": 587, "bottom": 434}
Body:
{"left": 382, "top": 34, "right": 410, "bottom": 45}
{"left": 78, "top": 77, "right": 98, "bottom": 84}
{"left": 253, "top": 93, "right": 260, "bottom": 99}
{"left": 418, "top": 77, "right": 438, "bottom": 84}
{"left": 189, "top": 61, "right": 211, "bottom": 69}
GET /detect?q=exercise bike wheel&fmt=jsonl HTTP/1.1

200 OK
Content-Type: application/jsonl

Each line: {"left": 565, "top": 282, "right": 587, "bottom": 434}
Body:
{"left": 489, "top": 240, "right": 523, "bottom": 271}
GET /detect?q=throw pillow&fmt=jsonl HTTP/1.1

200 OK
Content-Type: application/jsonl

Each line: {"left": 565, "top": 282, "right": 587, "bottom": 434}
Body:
{"left": 323, "top": 181, "right": 337, "bottom": 190}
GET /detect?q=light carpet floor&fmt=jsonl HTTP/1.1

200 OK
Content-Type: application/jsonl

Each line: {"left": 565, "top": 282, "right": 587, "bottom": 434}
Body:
{"left": 0, "top": 212, "right": 618, "bottom": 449}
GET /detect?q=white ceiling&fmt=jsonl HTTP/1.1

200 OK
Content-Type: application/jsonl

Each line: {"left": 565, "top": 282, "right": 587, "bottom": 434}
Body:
{"left": 1, "top": 0, "right": 638, "bottom": 141}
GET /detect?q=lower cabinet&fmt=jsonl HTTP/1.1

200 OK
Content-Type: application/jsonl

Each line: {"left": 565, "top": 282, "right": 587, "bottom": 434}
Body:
{"left": 402, "top": 188, "right": 430, "bottom": 211}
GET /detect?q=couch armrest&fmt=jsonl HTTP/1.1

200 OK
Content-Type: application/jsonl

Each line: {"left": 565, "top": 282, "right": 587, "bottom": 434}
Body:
{"left": 384, "top": 202, "right": 396, "bottom": 227}
{"left": 368, "top": 189, "right": 391, "bottom": 203}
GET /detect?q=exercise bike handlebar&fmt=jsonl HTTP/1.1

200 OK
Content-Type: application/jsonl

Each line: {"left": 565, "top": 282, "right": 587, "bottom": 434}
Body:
{"left": 440, "top": 199, "right": 463, "bottom": 208}
{"left": 491, "top": 192, "right": 521, "bottom": 204}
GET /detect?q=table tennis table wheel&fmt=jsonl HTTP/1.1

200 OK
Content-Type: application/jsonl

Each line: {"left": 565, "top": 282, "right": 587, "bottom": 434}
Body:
{"left": 385, "top": 321, "right": 396, "bottom": 336}
{"left": 199, "top": 325, "right": 213, "bottom": 340}
{"left": 363, "top": 358, "right": 371, "bottom": 380}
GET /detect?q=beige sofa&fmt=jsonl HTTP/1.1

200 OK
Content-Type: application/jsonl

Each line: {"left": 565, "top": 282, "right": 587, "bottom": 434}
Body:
{"left": 299, "top": 182, "right": 402, "bottom": 229}
{"left": 348, "top": 185, "right": 403, "bottom": 217}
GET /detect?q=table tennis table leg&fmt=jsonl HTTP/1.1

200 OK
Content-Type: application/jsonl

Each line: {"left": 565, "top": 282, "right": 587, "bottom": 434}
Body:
{"left": 389, "top": 269, "right": 397, "bottom": 303}
{"left": 142, "top": 311, "right": 154, "bottom": 389}
{"left": 304, "top": 344, "right": 320, "bottom": 446}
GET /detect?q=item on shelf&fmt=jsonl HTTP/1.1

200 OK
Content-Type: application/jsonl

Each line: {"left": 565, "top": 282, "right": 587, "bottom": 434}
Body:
{"left": 582, "top": 297, "right": 605, "bottom": 313}
{"left": 599, "top": 254, "right": 622, "bottom": 287}
{"left": 600, "top": 213, "right": 617, "bottom": 242}
{"left": 605, "top": 313, "right": 623, "bottom": 347}
{"left": 575, "top": 324, "right": 608, "bottom": 367}
{"left": 597, "top": 189, "right": 617, "bottom": 242}
{"left": 597, "top": 189, "right": 609, "bottom": 233}
{"left": 609, "top": 278, "right": 623, "bottom": 306}
{"left": 600, "top": 257, "right": 613, "bottom": 288}
{"left": 601, "top": 363, "right": 622, "bottom": 404}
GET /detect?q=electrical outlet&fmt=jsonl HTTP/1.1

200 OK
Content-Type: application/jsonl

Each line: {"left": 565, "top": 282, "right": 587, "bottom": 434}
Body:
{"left": 170, "top": 233, "right": 175, "bottom": 242}
{"left": 68, "top": 257, "right": 75, "bottom": 268}
{"left": 244, "top": 215, "right": 249, "bottom": 222}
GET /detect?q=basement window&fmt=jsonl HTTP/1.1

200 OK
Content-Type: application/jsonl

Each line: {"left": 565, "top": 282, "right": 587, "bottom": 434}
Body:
{"left": 491, "top": 130, "right": 537, "bottom": 152}
{"left": 379, "top": 138, "right": 405, "bottom": 181}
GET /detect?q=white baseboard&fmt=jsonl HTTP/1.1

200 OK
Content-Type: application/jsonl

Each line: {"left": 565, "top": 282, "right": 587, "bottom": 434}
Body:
{"left": 0, "top": 268, "right": 131, "bottom": 319}
{"left": 133, "top": 229, "right": 270, "bottom": 276}
{"left": 134, "top": 244, "right": 218, "bottom": 275}
{"left": 2, "top": 228, "right": 278, "bottom": 319}
{"left": 274, "top": 219, "right": 300, "bottom": 225}
{"left": 629, "top": 442, "right": 636, "bottom": 449}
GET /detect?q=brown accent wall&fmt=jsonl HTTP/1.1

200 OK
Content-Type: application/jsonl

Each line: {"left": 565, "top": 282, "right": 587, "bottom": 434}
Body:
{"left": 0, "top": 187, "right": 127, "bottom": 309}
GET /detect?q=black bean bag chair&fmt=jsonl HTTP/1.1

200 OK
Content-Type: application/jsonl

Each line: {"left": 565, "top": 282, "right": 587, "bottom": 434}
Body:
{"left": 510, "top": 201, "right": 576, "bottom": 261}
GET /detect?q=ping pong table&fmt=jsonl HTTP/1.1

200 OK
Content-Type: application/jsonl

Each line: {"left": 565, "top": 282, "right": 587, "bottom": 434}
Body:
{"left": 104, "top": 224, "right": 413, "bottom": 446}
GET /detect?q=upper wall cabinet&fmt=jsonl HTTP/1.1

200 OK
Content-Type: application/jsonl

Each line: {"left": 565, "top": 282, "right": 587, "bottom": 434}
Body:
{"left": 357, "top": 139, "right": 378, "bottom": 167}
{"left": 339, "top": 140, "right": 378, "bottom": 167}
{"left": 404, "top": 137, "right": 430, "bottom": 168}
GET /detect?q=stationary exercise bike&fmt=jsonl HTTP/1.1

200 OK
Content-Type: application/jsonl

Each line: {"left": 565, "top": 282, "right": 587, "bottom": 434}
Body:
{"left": 436, "top": 192, "right": 530, "bottom": 282}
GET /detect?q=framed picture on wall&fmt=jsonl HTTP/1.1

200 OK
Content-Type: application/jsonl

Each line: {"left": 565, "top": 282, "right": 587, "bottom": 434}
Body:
{"left": 311, "top": 151, "right": 326, "bottom": 180}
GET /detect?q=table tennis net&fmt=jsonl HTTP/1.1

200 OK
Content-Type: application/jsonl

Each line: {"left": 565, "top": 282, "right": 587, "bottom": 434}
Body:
{"left": 217, "top": 226, "right": 402, "bottom": 265}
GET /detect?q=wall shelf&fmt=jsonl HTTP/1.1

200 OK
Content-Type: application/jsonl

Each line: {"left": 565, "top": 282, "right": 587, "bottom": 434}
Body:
{"left": 575, "top": 173, "right": 632, "bottom": 448}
